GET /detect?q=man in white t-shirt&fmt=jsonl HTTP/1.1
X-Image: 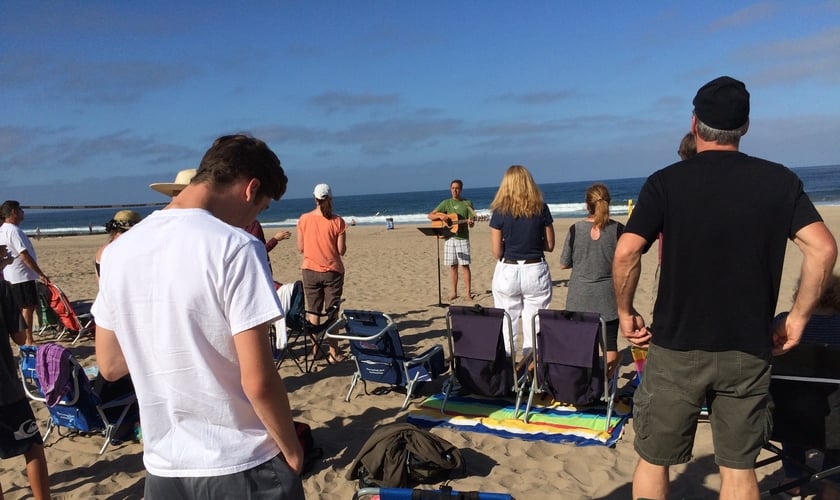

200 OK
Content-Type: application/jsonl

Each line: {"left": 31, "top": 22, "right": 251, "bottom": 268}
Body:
{"left": 92, "top": 135, "right": 304, "bottom": 499}
{"left": 0, "top": 200, "right": 49, "bottom": 345}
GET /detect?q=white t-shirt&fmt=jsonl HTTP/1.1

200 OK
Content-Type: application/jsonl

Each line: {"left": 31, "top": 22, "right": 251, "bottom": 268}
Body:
{"left": 0, "top": 223, "right": 39, "bottom": 284}
{"left": 92, "top": 209, "right": 284, "bottom": 477}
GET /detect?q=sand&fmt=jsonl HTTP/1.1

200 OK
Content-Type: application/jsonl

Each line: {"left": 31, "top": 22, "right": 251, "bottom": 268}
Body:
{"left": 2, "top": 207, "right": 838, "bottom": 499}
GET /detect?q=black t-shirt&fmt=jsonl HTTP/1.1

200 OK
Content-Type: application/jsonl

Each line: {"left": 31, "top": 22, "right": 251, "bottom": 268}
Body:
{"left": 0, "top": 281, "right": 26, "bottom": 405}
{"left": 626, "top": 151, "right": 822, "bottom": 353}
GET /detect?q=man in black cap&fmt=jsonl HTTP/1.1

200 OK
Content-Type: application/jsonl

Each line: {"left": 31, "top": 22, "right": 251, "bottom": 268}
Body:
{"left": 614, "top": 76, "right": 837, "bottom": 499}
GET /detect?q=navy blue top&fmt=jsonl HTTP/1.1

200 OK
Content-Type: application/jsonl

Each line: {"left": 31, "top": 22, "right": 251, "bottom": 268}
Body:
{"left": 489, "top": 204, "right": 553, "bottom": 261}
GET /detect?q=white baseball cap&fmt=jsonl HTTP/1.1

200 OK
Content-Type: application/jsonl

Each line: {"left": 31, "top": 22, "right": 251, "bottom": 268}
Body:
{"left": 313, "top": 183, "right": 332, "bottom": 200}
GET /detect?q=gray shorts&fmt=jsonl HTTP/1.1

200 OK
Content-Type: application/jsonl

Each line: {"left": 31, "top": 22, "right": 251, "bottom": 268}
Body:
{"left": 633, "top": 344, "right": 772, "bottom": 469}
{"left": 444, "top": 238, "right": 470, "bottom": 266}
{"left": 144, "top": 454, "right": 304, "bottom": 499}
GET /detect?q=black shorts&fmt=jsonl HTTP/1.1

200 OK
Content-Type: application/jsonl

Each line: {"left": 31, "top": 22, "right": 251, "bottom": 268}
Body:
{"left": 0, "top": 398, "right": 43, "bottom": 459}
{"left": 10, "top": 280, "right": 38, "bottom": 309}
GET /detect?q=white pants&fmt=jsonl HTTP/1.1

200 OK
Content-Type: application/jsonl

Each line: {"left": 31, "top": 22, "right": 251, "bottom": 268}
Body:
{"left": 492, "top": 260, "right": 552, "bottom": 354}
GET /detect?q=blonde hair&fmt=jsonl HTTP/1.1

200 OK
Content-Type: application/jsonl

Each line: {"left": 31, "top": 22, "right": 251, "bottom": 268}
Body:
{"left": 489, "top": 165, "right": 544, "bottom": 218}
{"left": 585, "top": 183, "right": 611, "bottom": 230}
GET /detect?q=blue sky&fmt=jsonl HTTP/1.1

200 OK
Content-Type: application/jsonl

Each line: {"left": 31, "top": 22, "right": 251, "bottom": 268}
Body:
{"left": 1, "top": 1, "right": 838, "bottom": 205}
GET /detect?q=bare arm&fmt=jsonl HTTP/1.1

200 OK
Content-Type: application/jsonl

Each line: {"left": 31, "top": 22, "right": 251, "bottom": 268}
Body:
{"left": 265, "top": 230, "right": 291, "bottom": 253}
{"left": 18, "top": 250, "right": 48, "bottom": 283}
{"left": 95, "top": 325, "right": 130, "bottom": 381}
{"left": 543, "top": 223, "right": 555, "bottom": 252}
{"left": 428, "top": 210, "right": 449, "bottom": 222}
{"left": 337, "top": 231, "right": 347, "bottom": 256}
{"left": 490, "top": 228, "right": 503, "bottom": 260}
{"left": 613, "top": 233, "right": 652, "bottom": 347}
{"left": 296, "top": 227, "right": 304, "bottom": 254}
{"left": 234, "top": 325, "right": 304, "bottom": 474}
{"left": 773, "top": 221, "right": 838, "bottom": 355}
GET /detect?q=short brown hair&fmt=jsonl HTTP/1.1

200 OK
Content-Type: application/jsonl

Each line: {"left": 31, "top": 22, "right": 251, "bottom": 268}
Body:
{"left": 192, "top": 134, "right": 288, "bottom": 200}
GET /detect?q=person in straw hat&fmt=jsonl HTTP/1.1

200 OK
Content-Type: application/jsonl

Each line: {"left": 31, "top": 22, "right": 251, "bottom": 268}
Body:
{"left": 149, "top": 168, "right": 196, "bottom": 198}
{"left": 95, "top": 210, "right": 142, "bottom": 279}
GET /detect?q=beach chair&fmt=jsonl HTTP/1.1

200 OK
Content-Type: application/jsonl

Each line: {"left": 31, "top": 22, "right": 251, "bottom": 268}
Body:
{"left": 18, "top": 344, "right": 137, "bottom": 454}
{"left": 41, "top": 282, "right": 94, "bottom": 344}
{"left": 441, "top": 305, "right": 529, "bottom": 416}
{"left": 521, "top": 309, "right": 618, "bottom": 430}
{"left": 270, "top": 280, "right": 306, "bottom": 372}
{"left": 354, "top": 487, "right": 512, "bottom": 500}
{"left": 756, "top": 342, "right": 840, "bottom": 496}
{"left": 325, "top": 310, "right": 446, "bottom": 410}
{"left": 35, "top": 282, "right": 61, "bottom": 338}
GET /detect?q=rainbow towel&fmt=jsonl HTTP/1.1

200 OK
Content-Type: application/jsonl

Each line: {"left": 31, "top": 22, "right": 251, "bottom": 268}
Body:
{"left": 407, "top": 393, "right": 631, "bottom": 447}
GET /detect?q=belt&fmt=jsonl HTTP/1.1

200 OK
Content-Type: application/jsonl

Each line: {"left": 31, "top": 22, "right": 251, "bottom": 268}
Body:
{"left": 501, "top": 257, "right": 544, "bottom": 265}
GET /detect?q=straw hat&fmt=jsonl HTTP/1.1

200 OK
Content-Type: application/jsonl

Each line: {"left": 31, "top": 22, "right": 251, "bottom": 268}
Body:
{"left": 149, "top": 169, "right": 197, "bottom": 197}
{"left": 106, "top": 210, "right": 142, "bottom": 233}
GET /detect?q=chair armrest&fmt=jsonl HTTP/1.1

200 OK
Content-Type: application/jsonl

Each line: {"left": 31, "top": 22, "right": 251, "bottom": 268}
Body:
{"left": 404, "top": 345, "right": 444, "bottom": 367}
{"left": 98, "top": 393, "right": 137, "bottom": 410}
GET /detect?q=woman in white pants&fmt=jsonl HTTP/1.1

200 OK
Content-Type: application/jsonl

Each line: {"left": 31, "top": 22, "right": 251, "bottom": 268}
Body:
{"left": 489, "top": 165, "right": 555, "bottom": 355}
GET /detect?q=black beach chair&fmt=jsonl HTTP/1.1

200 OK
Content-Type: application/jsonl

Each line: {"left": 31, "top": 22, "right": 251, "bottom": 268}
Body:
{"left": 757, "top": 342, "right": 840, "bottom": 496}
{"left": 441, "top": 305, "right": 529, "bottom": 416}
{"left": 522, "top": 309, "right": 617, "bottom": 430}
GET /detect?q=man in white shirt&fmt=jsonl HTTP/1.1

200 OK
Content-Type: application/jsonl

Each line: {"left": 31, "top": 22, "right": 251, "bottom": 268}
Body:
{"left": 0, "top": 201, "right": 49, "bottom": 345}
{"left": 93, "top": 135, "right": 304, "bottom": 499}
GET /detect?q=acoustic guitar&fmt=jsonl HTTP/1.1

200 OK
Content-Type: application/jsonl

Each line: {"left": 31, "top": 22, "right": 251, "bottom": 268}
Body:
{"left": 430, "top": 213, "right": 472, "bottom": 237}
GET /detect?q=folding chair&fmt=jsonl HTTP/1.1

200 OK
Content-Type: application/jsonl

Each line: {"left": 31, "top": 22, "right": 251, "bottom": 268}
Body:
{"left": 19, "top": 344, "right": 137, "bottom": 454}
{"left": 271, "top": 281, "right": 305, "bottom": 372}
{"left": 41, "top": 282, "right": 94, "bottom": 344}
{"left": 757, "top": 342, "right": 840, "bottom": 496}
{"left": 521, "top": 309, "right": 618, "bottom": 430}
{"left": 325, "top": 310, "right": 446, "bottom": 410}
{"left": 441, "top": 305, "right": 529, "bottom": 416}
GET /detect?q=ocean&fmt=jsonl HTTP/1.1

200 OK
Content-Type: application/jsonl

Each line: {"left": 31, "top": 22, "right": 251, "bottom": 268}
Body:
{"left": 18, "top": 164, "right": 840, "bottom": 236}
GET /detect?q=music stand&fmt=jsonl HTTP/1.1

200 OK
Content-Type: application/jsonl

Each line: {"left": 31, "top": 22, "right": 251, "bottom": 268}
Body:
{"left": 418, "top": 227, "right": 450, "bottom": 307}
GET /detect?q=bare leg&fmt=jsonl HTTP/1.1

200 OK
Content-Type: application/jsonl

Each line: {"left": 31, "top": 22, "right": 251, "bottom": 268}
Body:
{"left": 21, "top": 305, "right": 35, "bottom": 345}
{"left": 719, "top": 466, "right": 759, "bottom": 500}
{"left": 632, "top": 458, "right": 669, "bottom": 500}
{"left": 462, "top": 265, "right": 472, "bottom": 299}
{"left": 24, "top": 444, "right": 50, "bottom": 500}
{"left": 448, "top": 265, "right": 458, "bottom": 301}
{"left": 607, "top": 350, "right": 619, "bottom": 378}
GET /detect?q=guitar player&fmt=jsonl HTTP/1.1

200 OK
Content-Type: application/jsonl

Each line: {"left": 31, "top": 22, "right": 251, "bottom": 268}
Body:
{"left": 428, "top": 179, "right": 476, "bottom": 302}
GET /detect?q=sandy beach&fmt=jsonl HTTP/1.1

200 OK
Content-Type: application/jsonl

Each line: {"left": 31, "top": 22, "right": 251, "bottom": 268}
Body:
{"left": 2, "top": 207, "right": 839, "bottom": 499}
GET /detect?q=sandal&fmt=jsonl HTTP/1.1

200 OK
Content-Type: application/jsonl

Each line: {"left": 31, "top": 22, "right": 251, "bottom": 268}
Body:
{"left": 328, "top": 353, "right": 347, "bottom": 363}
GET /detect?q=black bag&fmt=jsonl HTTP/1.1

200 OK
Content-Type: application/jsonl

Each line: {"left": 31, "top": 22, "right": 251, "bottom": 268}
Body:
{"left": 348, "top": 422, "right": 465, "bottom": 488}
{"left": 294, "top": 421, "right": 323, "bottom": 476}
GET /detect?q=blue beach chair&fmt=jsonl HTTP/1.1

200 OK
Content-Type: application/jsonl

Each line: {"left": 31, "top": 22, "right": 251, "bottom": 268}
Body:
{"left": 325, "top": 310, "right": 446, "bottom": 410}
{"left": 19, "top": 344, "right": 137, "bottom": 454}
{"left": 354, "top": 486, "right": 512, "bottom": 500}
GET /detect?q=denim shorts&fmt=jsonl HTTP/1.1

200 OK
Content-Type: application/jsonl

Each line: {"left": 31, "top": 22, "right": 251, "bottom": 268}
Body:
{"left": 633, "top": 344, "right": 772, "bottom": 469}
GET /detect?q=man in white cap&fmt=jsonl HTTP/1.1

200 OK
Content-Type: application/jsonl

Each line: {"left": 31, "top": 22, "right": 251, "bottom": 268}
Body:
{"left": 94, "top": 135, "right": 304, "bottom": 499}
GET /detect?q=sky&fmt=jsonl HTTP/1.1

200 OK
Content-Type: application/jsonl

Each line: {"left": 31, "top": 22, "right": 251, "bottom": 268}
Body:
{"left": 1, "top": 1, "right": 839, "bottom": 205}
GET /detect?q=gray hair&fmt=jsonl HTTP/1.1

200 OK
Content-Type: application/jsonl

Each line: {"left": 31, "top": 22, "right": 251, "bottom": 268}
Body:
{"left": 695, "top": 116, "right": 749, "bottom": 146}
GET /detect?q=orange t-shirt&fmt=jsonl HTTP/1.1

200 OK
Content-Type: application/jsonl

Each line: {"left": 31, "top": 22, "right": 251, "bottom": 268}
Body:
{"left": 297, "top": 211, "right": 346, "bottom": 273}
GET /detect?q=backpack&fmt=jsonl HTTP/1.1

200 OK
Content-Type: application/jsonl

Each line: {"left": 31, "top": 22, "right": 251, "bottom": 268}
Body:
{"left": 347, "top": 422, "right": 465, "bottom": 488}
